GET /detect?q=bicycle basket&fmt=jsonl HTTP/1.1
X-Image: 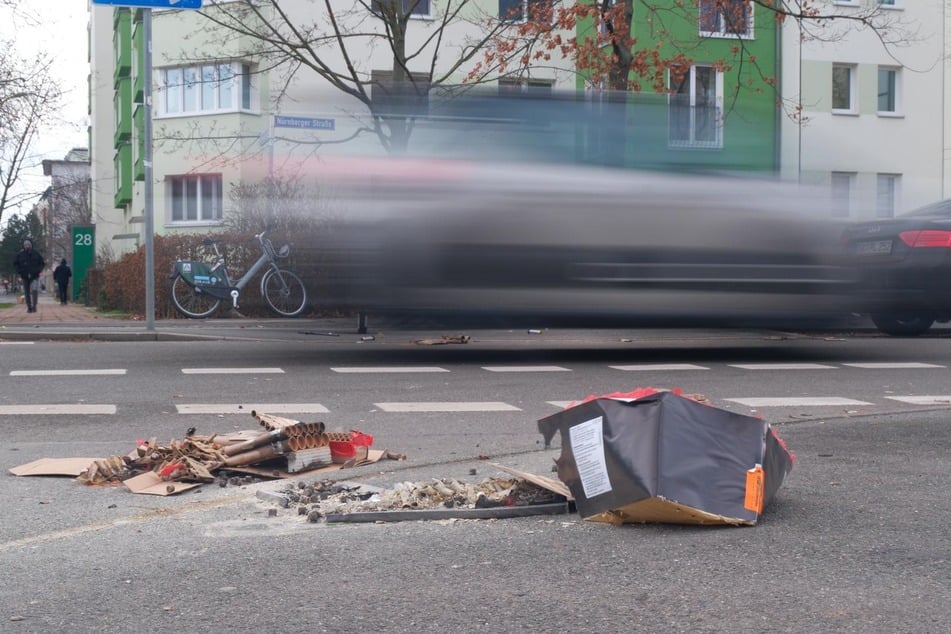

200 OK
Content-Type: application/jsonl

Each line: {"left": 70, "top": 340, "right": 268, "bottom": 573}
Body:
{"left": 264, "top": 238, "right": 291, "bottom": 259}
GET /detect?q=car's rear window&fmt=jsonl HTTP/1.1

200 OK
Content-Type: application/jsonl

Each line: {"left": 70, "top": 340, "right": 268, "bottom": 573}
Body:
{"left": 905, "top": 200, "right": 951, "bottom": 217}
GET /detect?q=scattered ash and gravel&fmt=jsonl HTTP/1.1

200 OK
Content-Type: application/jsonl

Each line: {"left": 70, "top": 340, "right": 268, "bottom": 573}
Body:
{"left": 258, "top": 477, "right": 565, "bottom": 523}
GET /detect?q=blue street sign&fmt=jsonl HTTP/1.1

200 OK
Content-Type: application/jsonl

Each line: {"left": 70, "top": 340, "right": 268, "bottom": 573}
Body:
{"left": 274, "top": 115, "right": 336, "bottom": 131}
{"left": 91, "top": 0, "right": 202, "bottom": 8}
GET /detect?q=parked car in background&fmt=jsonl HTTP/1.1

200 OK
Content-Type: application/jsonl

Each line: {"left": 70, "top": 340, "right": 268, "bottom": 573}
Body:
{"left": 840, "top": 199, "right": 951, "bottom": 336}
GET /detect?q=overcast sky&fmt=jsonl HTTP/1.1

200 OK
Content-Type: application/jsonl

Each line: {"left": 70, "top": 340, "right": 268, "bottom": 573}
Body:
{"left": 1, "top": 1, "right": 89, "bottom": 222}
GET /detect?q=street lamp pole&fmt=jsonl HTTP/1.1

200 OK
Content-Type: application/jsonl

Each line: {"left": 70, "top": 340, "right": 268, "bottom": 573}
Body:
{"left": 143, "top": 8, "right": 156, "bottom": 331}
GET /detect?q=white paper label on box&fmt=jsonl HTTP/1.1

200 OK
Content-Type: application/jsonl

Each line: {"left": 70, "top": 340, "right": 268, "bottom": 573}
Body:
{"left": 569, "top": 416, "right": 612, "bottom": 499}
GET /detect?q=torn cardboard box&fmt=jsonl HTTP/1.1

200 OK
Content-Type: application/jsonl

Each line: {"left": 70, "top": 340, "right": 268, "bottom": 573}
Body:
{"left": 538, "top": 390, "right": 794, "bottom": 526}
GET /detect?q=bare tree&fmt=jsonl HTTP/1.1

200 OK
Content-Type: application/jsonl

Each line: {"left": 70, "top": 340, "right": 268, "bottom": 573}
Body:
{"left": 0, "top": 48, "right": 62, "bottom": 226}
{"left": 40, "top": 172, "right": 92, "bottom": 264}
{"left": 195, "top": 0, "right": 581, "bottom": 154}
{"left": 226, "top": 176, "right": 333, "bottom": 234}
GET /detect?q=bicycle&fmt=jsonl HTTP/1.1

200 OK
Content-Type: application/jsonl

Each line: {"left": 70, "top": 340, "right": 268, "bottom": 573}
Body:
{"left": 169, "top": 229, "right": 307, "bottom": 318}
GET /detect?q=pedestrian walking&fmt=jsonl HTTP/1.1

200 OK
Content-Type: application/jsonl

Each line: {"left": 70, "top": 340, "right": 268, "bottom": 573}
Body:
{"left": 53, "top": 258, "right": 72, "bottom": 305}
{"left": 13, "top": 239, "right": 45, "bottom": 313}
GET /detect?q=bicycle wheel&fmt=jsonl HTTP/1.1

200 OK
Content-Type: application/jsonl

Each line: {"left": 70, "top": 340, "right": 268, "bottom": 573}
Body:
{"left": 261, "top": 268, "right": 307, "bottom": 317}
{"left": 170, "top": 274, "right": 222, "bottom": 319}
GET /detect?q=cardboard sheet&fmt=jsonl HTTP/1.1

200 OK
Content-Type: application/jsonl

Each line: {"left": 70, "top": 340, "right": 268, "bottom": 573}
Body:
{"left": 488, "top": 462, "right": 572, "bottom": 500}
{"left": 9, "top": 457, "right": 104, "bottom": 477}
{"left": 122, "top": 471, "right": 200, "bottom": 496}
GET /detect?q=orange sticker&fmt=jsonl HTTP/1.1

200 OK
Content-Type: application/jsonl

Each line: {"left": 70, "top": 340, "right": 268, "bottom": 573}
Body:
{"left": 744, "top": 464, "right": 765, "bottom": 514}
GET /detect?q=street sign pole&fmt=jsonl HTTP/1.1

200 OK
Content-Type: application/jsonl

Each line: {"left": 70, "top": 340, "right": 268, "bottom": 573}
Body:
{"left": 143, "top": 8, "right": 155, "bottom": 331}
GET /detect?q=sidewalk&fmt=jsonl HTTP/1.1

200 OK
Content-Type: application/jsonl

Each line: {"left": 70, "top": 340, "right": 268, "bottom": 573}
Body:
{"left": 0, "top": 291, "right": 117, "bottom": 325}
{"left": 0, "top": 291, "right": 358, "bottom": 343}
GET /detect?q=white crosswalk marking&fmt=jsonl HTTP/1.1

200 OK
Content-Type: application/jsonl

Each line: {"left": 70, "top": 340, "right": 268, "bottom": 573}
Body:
{"left": 885, "top": 396, "right": 951, "bottom": 405}
{"left": 0, "top": 404, "right": 116, "bottom": 415}
{"left": 175, "top": 403, "right": 329, "bottom": 414}
{"left": 375, "top": 402, "right": 521, "bottom": 412}
{"left": 331, "top": 367, "right": 449, "bottom": 373}
{"left": 728, "top": 363, "right": 836, "bottom": 370}
{"left": 0, "top": 341, "right": 33, "bottom": 345}
{"left": 547, "top": 401, "right": 573, "bottom": 409}
{"left": 610, "top": 364, "right": 709, "bottom": 371}
{"left": 181, "top": 368, "right": 284, "bottom": 374}
{"left": 843, "top": 363, "right": 945, "bottom": 369}
{"left": 726, "top": 397, "right": 872, "bottom": 407}
{"left": 10, "top": 369, "right": 127, "bottom": 376}
{"left": 481, "top": 366, "right": 570, "bottom": 372}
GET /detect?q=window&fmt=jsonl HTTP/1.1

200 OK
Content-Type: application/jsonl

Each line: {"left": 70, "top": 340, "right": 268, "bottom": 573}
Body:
{"left": 699, "top": 0, "right": 752, "bottom": 38}
{"left": 169, "top": 174, "right": 222, "bottom": 223}
{"left": 498, "top": 78, "right": 554, "bottom": 95}
{"left": 499, "top": 0, "right": 553, "bottom": 23}
{"left": 832, "top": 64, "right": 855, "bottom": 113}
{"left": 877, "top": 67, "right": 898, "bottom": 114}
{"left": 372, "top": 0, "right": 430, "bottom": 16}
{"left": 668, "top": 65, "right": 722, "bottom": 149}
{"left": 830, "top": 172, "right": 855, "bottom": 218}
{"left": 876, "top": 174, "right": 900, "bottom": 218}
{"left": 161, "top": 62, "right": 252, "bottom": 115}
{"left": 878, "top": 0, "right": 897, "bottom": 6}
{"left": 371, "top": 69, "right": 431, "bottom": 116}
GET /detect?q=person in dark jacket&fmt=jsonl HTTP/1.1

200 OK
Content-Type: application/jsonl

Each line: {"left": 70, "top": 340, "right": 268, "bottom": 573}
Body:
{"left": 53, "top": 258, "right": 72, "bottom": 305}
{"left": 13, "top": 239, "right": 45, "bottom": 313}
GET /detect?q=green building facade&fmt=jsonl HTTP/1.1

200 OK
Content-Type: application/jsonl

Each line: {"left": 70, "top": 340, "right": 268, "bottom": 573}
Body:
{"left": 577, "top": 0, "right": 780, "bottom": 173}
{"left": 112, "top": 8, "right": 146, "bottom": 212}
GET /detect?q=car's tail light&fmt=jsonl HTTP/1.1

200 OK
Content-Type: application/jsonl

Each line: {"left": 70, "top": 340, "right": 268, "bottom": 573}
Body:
{"left": 898, "top": 230, "right": 951, "bottom": 247}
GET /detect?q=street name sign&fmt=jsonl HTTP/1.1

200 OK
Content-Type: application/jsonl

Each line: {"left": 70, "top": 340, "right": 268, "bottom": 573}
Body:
{"left": 91, "top": 0, "right": 202, "bottom": 8}
{"left": 274, "top": 115, "right": 336, "bottom": 131}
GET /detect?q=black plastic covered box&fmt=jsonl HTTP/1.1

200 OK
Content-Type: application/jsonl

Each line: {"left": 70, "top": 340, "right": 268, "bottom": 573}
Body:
{"left": 538, "top": 390, "right": 794, "bottom": 526}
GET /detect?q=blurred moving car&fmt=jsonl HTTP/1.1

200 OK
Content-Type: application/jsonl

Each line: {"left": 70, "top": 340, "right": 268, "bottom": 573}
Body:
{"left": 840, "top": 199, "right": 951, "bottom": 336}
{"left": 318, "top": 160, "right": 857, "bottom": 330}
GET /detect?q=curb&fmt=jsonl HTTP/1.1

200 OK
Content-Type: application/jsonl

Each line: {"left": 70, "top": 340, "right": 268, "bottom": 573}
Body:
{"left": 0, "top": 329, "right": 228, "bottom": 342}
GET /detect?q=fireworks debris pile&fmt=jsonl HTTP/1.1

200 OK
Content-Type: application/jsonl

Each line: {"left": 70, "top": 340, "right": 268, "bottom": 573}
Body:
{"left": 73, "top": 410, "right": 401, "bottom": 491}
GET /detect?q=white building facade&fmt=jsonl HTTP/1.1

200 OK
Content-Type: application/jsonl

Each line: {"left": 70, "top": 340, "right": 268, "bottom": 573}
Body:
{"left": 780, "top": 0, "right": 949, "bottom": 218}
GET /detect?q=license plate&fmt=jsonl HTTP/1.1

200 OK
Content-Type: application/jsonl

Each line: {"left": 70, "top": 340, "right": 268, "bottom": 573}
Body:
{"left": 855, "top": 239, "right": 892, "bottom": 255}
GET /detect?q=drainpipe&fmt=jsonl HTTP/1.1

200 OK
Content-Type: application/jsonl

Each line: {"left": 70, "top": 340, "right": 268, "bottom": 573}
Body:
{"left": 797, "top": 13, "right": 803, "bottom": 182}
{"left": 774, "top": 8, "right": 781, "bottom": 176}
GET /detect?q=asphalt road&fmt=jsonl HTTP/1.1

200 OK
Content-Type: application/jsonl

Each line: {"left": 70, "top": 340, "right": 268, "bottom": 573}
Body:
{"left": 1, "top": 326, "right": 950, "bottom": 632}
